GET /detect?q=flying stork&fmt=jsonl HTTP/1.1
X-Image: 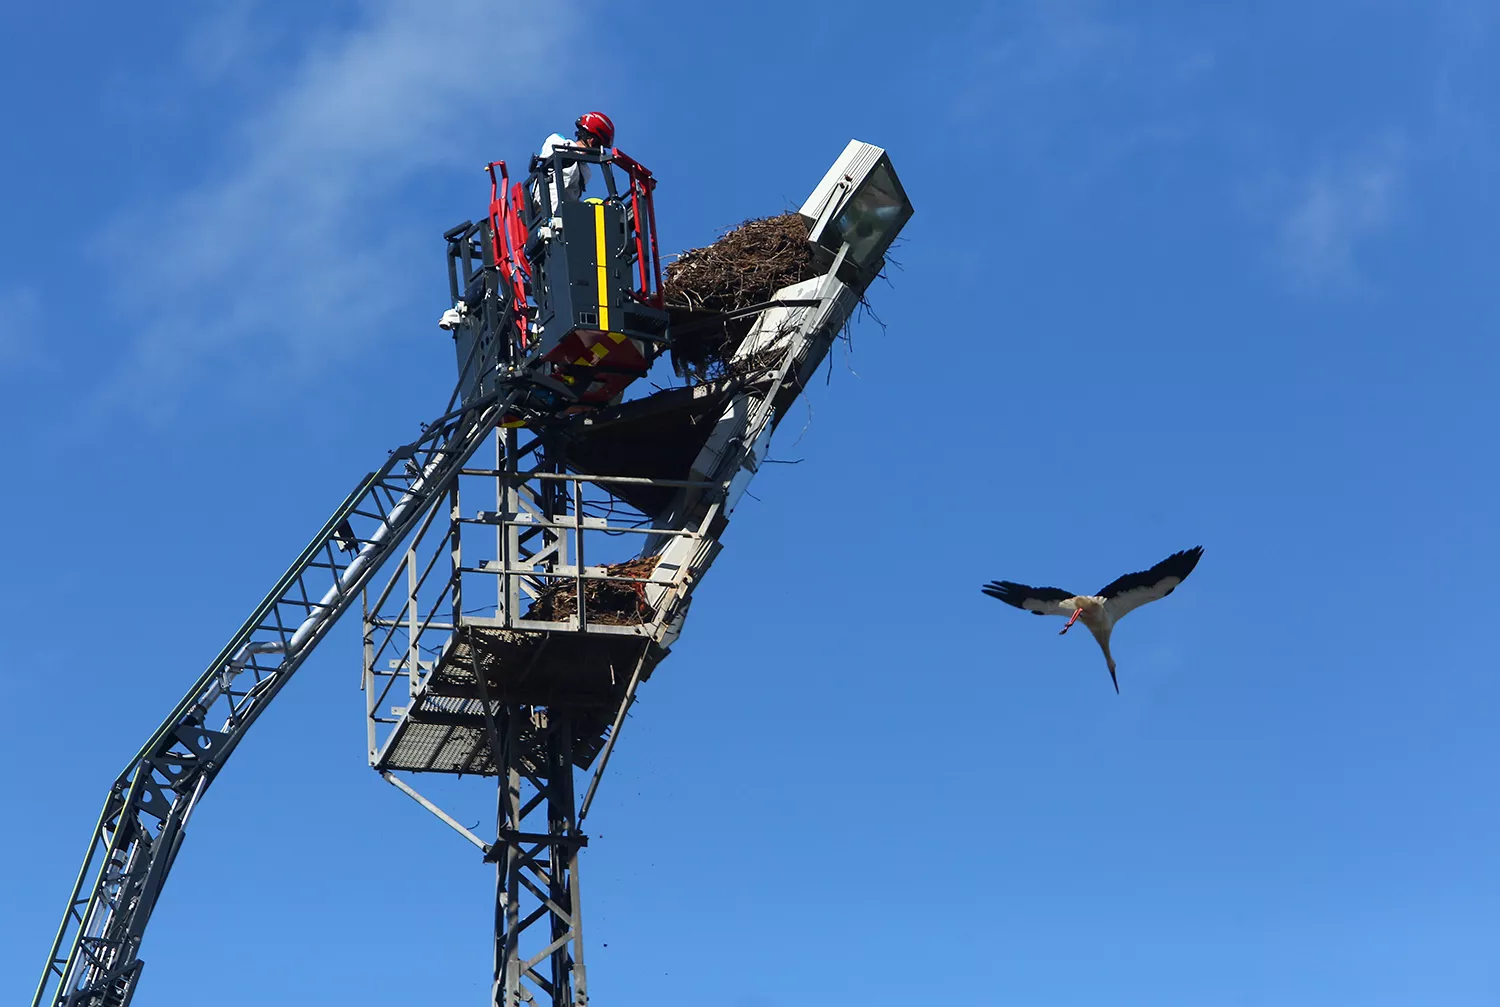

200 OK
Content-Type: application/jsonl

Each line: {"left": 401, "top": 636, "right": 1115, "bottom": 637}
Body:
{"left": 980, "top": 547, "right": 1204, "bottom": 693}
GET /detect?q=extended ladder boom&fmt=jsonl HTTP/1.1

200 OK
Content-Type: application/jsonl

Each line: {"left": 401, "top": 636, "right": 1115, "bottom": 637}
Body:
{"left": 33, "top": 143, "right": 659, "bottom": 1007}
{"left": 33, "top": 387, "right": 511, "bottom": 1007}
{"left": 36, "top": 135, "right": 914, "bottom": 1007}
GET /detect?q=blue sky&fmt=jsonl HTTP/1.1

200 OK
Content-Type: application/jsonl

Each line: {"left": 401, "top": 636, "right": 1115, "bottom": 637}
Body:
{"left": 3, "top": 1, "right": 1498, "bottom": 1004}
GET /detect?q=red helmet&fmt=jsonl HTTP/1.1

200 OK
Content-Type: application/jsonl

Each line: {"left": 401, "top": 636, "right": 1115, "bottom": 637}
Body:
{"left": 575, "top": 111, "right": 615, "bottom": 147}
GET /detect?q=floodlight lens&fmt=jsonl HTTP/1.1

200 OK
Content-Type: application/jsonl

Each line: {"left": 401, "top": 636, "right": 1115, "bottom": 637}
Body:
{"left": 826, "top": 162, "right": 908, "bottom": 267}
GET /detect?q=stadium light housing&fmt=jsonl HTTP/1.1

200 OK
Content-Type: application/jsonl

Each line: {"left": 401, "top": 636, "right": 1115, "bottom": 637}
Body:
{"left": 799, "top": 140, "right": 913, "bottom": 281}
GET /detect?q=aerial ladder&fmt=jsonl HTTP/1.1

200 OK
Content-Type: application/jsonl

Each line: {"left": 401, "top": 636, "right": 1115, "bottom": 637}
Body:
{"left": 35, "top": 139, "right": 913, "bottom": 1007}
{"left": 31, "top": 142, "right": 665, "bottom": 1007}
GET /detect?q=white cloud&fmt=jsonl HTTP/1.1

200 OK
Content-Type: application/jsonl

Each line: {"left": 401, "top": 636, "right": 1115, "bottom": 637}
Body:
{"left": 101, "top": 0, "right": 571, "bottom": 401}
{"left": 941, "top": 4, "right": 1425, "bottom": 296}
{"left": 1279, "top": 145, "right": 1403, "bottom": 289}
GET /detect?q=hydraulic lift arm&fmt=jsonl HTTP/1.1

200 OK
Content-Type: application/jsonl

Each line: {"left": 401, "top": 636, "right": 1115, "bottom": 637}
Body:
{"left": 32, "top": 387, "right": 511, "bottom": 1007}
{"left": 36, "top": 143, "right": 676, "bottom": 1007}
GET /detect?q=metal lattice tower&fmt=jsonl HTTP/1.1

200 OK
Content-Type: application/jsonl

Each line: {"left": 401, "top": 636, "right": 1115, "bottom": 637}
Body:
{"left": 364, "top": 267, "right": 863, "bottom": 1003}
{"left": 35, "top": 139, "right": 911, "bottom": 1007}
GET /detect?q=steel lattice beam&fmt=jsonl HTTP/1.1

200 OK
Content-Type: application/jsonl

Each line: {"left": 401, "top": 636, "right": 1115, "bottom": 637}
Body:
{"left": 490, "top": 707, "right": 589, "bottom": 1007}
{"left": 360, "top": 252, "right": 866, "bottom": 1007}
{"left": 32, "top": 298, "right": 539, "bottom": 1007}
{"left": 40, "top": 133, "right": 913, "bottom": 1007}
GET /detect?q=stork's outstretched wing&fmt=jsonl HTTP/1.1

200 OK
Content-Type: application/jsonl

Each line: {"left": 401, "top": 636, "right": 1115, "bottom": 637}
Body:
{"left": 1098, "top": 546, "right": 1203, "bottom": 620}
{"left": 982, "top": 581, "right": 1077, "bottom": 616}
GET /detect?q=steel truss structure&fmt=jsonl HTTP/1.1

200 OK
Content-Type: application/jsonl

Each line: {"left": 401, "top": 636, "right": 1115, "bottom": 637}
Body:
{"left": 37, "top": 137, "right": 911, "bottom": 1007}
{"left": 365, "top": 260, "right": 863, "bottom": 1005}
{"left": 32, "top": 383, "right": 509, "bottom": 1007}
{"left": 33, "top": 141, "right": 666, "bottom": 1007}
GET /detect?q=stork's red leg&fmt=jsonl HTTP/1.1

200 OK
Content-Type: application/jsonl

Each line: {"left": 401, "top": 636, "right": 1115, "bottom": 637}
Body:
{"left": 1060, "top": 608, "right": 1083, "bottom": 635}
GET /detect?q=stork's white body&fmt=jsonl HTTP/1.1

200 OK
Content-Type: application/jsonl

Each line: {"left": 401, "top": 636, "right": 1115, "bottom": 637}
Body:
{"left": 1053, "top": 595, "right": 1117, "bottom": 668}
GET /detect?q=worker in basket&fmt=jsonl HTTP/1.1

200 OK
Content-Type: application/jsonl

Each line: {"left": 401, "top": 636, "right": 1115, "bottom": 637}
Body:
{"left": 439, "top": 111, "right": 616, "bottom": 331}
{"left": 531, "top": 110, "right": 615, "bottom": 214}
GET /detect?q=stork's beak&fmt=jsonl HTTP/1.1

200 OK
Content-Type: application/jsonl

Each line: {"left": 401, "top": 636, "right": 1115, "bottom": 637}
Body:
{"left": 1060, "top": 608, "right": 1083, "bottom": 635}
{"left": 1109, "top": 667, "right": 1119, "bottom": 694}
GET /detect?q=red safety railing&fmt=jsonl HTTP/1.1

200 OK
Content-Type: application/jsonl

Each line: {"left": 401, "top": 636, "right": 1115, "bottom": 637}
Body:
{"left": 507, "top": 182, "right": 532, "bottom": 280}
{"left": 485, "top": 160, "right": 531, "bottom": 348}
{"left": 486, "top": 148, "right": 664, "bottom": 354}
{"left": 609, "top": 149, "right": 664, "bottom": 309}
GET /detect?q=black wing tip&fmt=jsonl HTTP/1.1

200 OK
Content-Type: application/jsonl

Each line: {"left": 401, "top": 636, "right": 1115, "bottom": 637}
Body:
{"left": 980, "top": 580, "right": 1029, "bottom": 609}
{"left": 1167, "top": 545, "right": 1205, "bottom": 577}
{"left": 1149, "top": 546, "right": 1204, "bottom": 588}
{"left": 982, "top": 581, "right": 1073, "bottom": 610}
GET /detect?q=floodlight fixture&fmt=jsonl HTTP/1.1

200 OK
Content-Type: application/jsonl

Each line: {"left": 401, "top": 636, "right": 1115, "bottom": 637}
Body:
{"left": 799, "top": 140, "right": 913, "bottom": 283}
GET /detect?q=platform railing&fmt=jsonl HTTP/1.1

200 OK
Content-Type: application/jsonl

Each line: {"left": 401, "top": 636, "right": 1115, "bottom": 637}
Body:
{"left": 362, "top": 437, "right": 721, "bottom": 768}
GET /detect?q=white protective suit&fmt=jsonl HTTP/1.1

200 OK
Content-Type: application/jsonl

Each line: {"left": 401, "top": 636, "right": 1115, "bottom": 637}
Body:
{"left": 530, "top": 133, "right": 593, "bottom": 216}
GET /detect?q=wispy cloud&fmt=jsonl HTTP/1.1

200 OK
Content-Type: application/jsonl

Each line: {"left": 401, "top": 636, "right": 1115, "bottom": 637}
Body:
{"left": 181, "top": 0, "right": 265, "bottom": 83}
{"left": 100, "top": 0, "right": 571, "bottom": 404}
{"left": 0, "top": 286, "right": 40, "bottom": 371}
{"left": 938, "top": 3, "right": 1440, "bottom": 297}
{"left": 936, "top": 1, "right": 1220, "bottom": 176}
{"left": 1278, "top": 143, "right": 1403, "bottom": 289}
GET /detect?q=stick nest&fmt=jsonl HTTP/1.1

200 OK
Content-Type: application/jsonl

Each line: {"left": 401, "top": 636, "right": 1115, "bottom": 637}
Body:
{"left": 524, "top": 556, "right": 661, "bottom": 626}
{"left": 663, "top": 214, "right": 820, "bottom": 378}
